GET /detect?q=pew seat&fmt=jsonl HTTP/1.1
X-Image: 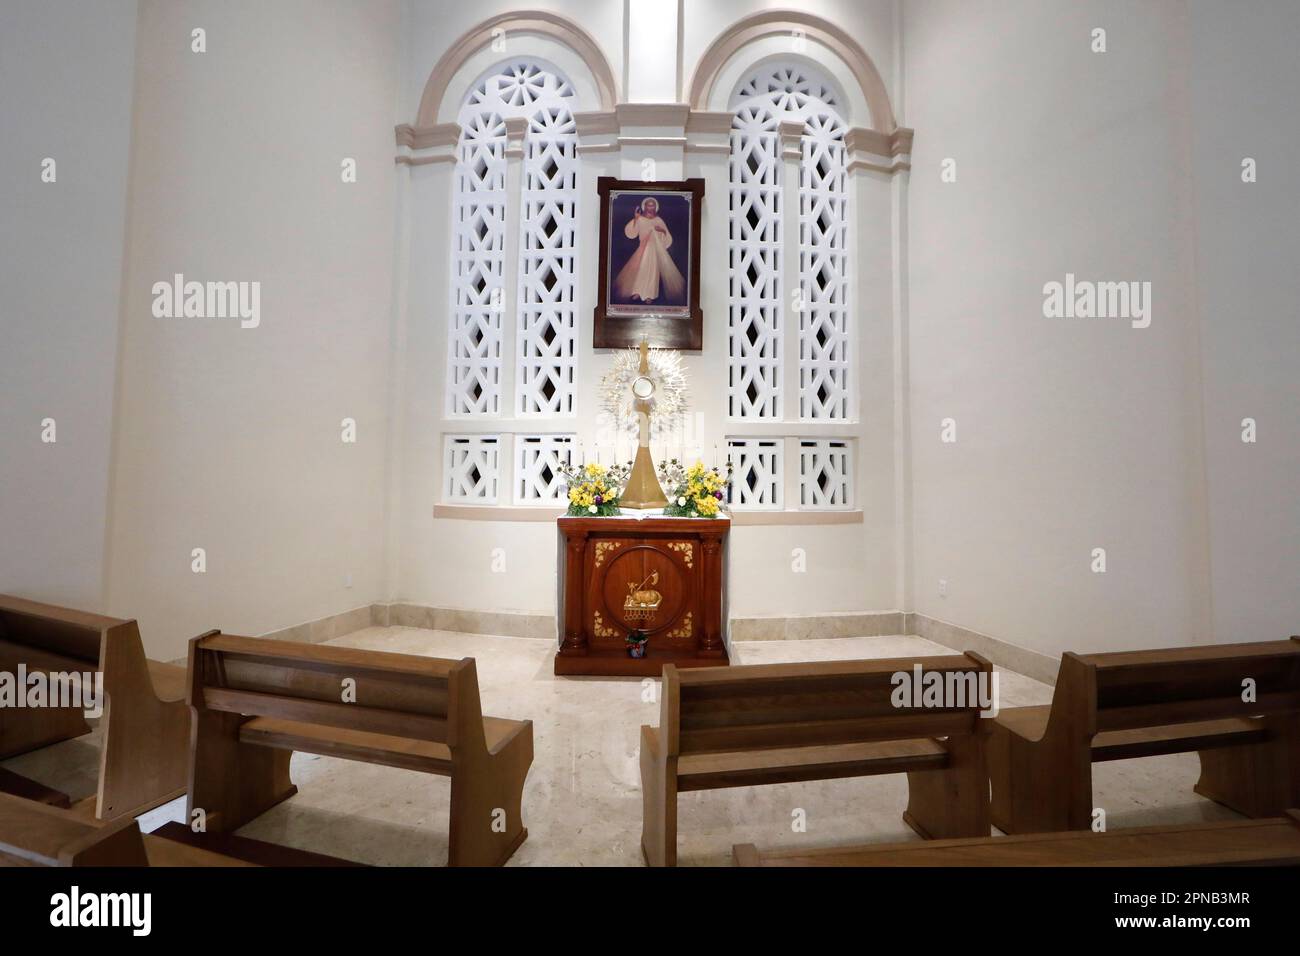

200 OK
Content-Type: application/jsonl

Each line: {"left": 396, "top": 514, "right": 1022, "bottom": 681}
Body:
{"left": 238, "top": 714, "right": 530, "bottom": 775}
{"left": 733, "top": 811, "right": 1300, "bottom": 867}
{"left": 997, "top": 706, "right": 1269, "bottom": 761}
{"left": 661, "top": 737, "right": 950, "bottom": 791}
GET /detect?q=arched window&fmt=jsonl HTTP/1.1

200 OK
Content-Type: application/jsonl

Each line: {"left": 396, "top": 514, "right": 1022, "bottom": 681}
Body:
{"left": 444, "top": 61, "right": 578, "bottom": 504}
{"left": 726, "top": 63, "right": 853, "bottom": 510}
{"left": 728, "top": 62, "right": 849, "bottom": 422}
{"left": 447, "top": 61, "right": 578, "bottom": 419}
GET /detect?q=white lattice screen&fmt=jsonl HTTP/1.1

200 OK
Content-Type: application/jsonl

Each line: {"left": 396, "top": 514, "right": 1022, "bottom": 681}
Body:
{"left": 517, "top": 104, "right": 578, "bottom": 416}
{"left": 728, "top": 115, "right": 782, "bottom": 419}
{"left": 448, "top": 61, "right": 577, "bottom": 419}
{"left": 728, "top": 63, "right": 851, "bottom": 423}
{"left": 515, "top": 434, "right": 574, "bottom": 503}
{"left": 799, "top": 121, "right": 849, "bottom": 420}
{"left": 726, "top": 438, "right": 784, "bottom": 509}
{"left": 448, "top": 110, "right": 506, "bottom": 415}
{"left": 798, "top": 439, "right": 853, "bottom": 508}
{"left": 445, "top": 435, "right": 501, "bottom": 503}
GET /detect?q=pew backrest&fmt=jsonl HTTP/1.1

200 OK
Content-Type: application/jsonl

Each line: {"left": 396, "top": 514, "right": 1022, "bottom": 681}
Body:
{"left": 0, "top": 594, "right": 122, "bottom": 666}
{"left": 188, "top": 631, "right": 482, "bottom": 748}
{"left": 1047, "top": 638, "right": 1300, "bottom": 740}
{"left": 661, "top": 653, "right": 993, "bottom": 756}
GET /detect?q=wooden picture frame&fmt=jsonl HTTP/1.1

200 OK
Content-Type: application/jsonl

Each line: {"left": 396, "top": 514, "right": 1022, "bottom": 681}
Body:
{"left": 593, "top": 177, "right": 705, "bottom": 350}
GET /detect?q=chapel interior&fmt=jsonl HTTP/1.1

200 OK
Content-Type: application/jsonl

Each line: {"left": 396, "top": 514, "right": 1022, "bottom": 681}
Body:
{"left": 1, "top": 0, "right": 1298, "bottom": 870}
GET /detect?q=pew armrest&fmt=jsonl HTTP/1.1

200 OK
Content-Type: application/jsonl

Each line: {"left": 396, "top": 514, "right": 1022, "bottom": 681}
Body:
{"left": 483, "top": 716, "right": 532, "bottom": 758}
{"left": 641, "top": 724, "right": 660, "bottom": 761}
{"left": 991, "top": 705, "right": 1052, "bottom": 744}
{"left": 146, "top": 660, "right": 187, "bottom": 704}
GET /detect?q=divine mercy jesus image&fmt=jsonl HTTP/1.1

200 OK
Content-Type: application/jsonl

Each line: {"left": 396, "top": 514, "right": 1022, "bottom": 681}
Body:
{"left": 612, "top": 196, "right": 688, "bottom": 305}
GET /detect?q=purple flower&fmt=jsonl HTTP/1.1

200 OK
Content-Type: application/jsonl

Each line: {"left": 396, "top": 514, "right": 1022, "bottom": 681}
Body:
{"left": 594, "top": 495, "right": 604, "bottom": 505}
{"left": 714, "top": 491, "right": 724, "bottom": 499}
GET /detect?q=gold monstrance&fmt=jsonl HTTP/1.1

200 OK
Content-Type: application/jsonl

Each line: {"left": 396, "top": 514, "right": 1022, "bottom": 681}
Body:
{"left": 620, "top": 338, "right": 669, "bottom": 509}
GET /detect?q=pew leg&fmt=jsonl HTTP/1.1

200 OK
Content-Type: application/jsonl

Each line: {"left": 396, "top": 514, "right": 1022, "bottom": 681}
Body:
{"left": 904, "top": 733, "right": 990, "bottom": 839}
{"left": 639, "top": 725, "right": 677, "bottom": 867}
{"left": 987, "top": 720, "right": 1014, "bottom": 832}
{"left": 987, "top": 722, "right": 1069, "bottom": 834}
{"left": 96, "top": 694, "right": 190, "bottom": 820}
{"left": 1197, "top": 717, "right": 1300, "bottom": 818}
{"left": 187, "top": 712, "right": 296, "bottom": 835}
{"left": 448, "top": 723, "right": 534, "bottom": 867}
{"left": 987, "top": 724, "right": 1090, "bottom": 834}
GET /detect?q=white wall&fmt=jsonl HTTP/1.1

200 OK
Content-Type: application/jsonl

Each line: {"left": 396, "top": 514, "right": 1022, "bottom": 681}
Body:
{"left": 1187, "top": 0, "right": 1300, "bottom": 642}
{"left": 903, "top": 0, "right": 1212, "bottom": 657}
{"left": 0, "top": 0, "right": 139, "bottom": 610}
{"left": 903, "top": 0, "right": 1300, "bottom": 657}
{"left": 104, "top": 0, "right": 402, "bottom": 659}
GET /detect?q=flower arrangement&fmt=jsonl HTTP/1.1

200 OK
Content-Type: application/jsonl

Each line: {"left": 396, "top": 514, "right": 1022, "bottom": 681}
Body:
{"left": 657, "top": 459, "right": 733, "bottom": 518}
{"left": 558, "top": 460, "right": 632, "bottom": 517}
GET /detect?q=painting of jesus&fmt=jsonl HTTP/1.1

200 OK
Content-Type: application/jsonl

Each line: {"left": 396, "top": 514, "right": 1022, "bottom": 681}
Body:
{"left": 594, "top": 178, "right": 704, "bottom": 350}
{"left": 613, "top": 197, "right": 687, "bottom": 305}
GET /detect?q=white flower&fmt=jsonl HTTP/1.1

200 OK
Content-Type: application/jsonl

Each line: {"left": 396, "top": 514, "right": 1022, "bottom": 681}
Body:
{"left": 588, "top": 505, "right": 597, "bottom": 513}
{"left": 677, "top": 496, "right": 686, "bottom": 506}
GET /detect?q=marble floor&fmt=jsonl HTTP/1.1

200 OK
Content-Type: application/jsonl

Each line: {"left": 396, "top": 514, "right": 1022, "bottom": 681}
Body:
{"left": 3, "top": 629, "right": 1243, "bottom": 866}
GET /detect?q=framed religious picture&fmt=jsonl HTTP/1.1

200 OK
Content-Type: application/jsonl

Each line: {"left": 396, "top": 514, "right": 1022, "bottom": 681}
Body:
{"left": 594, "top": 177, "right": 705, "bottom": 350}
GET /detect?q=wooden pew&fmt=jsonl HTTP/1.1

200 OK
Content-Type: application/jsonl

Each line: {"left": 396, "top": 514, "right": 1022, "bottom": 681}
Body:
{"left": 186, "top": 630, "right": 533, "bottom": 866}
{"left": 0, "top": 595, "right": 189, "bottom": 820}
{"left": 640, "top": 655, "right": 994, "bottom": 867}
{"left": 148, "top": 821, "right": 364, "bottom": 867}
{"left": 0, "top": 792, "right": 253, "bottom": 867}
{"left": 733, "top": 810, "right": 1300, "bottom": 867}
{"left": 988, "top": 638, "right": 1300, "bottom": 834}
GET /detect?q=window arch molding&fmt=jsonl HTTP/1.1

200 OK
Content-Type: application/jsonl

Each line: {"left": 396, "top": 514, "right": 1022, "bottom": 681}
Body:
{"left": 414, "top": 10, "right": 618, "bottom": 128}
{"left": 687, "top": 10, "right": 897, "bottom": 134}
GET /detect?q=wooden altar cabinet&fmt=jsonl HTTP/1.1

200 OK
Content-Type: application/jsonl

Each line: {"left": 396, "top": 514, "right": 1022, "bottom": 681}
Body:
{"left": 555, "top": 516, "right": 729, "bottom": 677}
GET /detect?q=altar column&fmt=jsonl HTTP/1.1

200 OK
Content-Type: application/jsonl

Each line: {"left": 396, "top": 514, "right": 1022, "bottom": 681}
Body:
{"left": 698, "top": 529, "right": 726, "bottom": 658}
{"left": 558, "top": 526, "right": 589, "bottom": 658}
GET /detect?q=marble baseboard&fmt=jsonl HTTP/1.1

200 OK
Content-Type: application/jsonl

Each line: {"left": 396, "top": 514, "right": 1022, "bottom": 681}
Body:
{"left": 730, "top": 612, "right": 906, "bottom": 642}
{"left": 260, "top": 604, "right": 375, "bottom": 645}
{"left": 370, "top": 602, "right": 555, "bottom": 641}
{"left": 253, "top": 603, "right": 1059, "bottom": 686}
{"left": 905, "top": 612, "right": 1059, "bottom": 685}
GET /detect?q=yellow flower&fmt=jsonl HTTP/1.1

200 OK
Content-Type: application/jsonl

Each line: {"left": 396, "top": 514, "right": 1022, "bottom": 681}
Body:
{"left": 695, "top": 495, "right": 719, "bottom": 516}
{"left": 585, "top": 462, "right": 604, "bottom": 478}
